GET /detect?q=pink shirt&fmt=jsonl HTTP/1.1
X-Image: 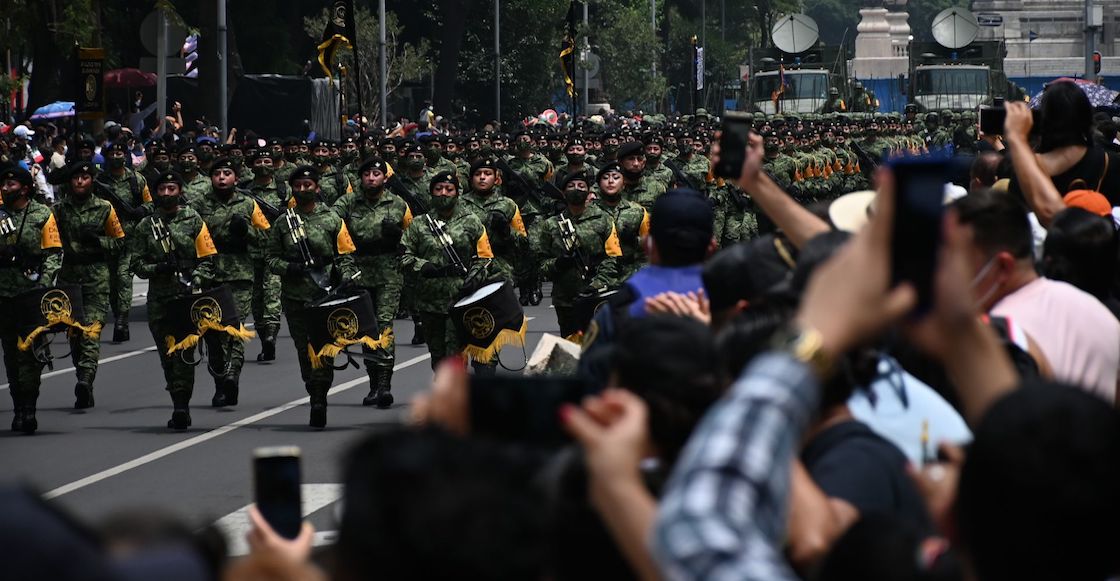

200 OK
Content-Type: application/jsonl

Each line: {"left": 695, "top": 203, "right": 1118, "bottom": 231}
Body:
{"left": 992, "top": 277, "right": 1120, "bottom": 403}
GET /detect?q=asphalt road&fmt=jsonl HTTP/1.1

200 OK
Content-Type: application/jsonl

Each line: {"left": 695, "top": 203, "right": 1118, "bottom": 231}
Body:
{"left": 0, "top": 280, "right": 558, "bottom": 554}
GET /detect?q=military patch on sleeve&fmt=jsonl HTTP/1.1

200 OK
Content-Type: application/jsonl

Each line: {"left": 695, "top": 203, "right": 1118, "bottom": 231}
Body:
{"left": 105, "top": 207, "right": 126, "bottom": 239}
{"left": 604, "top": 224, "right": 622, "bottom": 257}
{"left": 251, "top": 202, "right": 271, "bottom": 230}
{"left": 196, "top": 223, "right": 218, "bottom": 257}
{"left": 41, "top": 213, "right": 62, "bottom": 249}
{"left": 336, "top": 221, "right": 357, "bottom": 254}
{"left": 476, "top": 229, "right": 494, "bottom": 259}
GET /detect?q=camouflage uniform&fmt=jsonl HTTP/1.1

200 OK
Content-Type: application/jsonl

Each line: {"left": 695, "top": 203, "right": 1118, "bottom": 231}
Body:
{"left": 643, "top": 161, "right": 674, "bottom": 190}
{"left": 333, "top": 186, "right": 412, "bottom": 398}
{"left": 0, "top": 193, "right": 62, "bottom": 433}
{"left": 267, "top": 202, "right": 358, "bottom": 427}
{"left": 622, "top": 175, "right": 667, "bottom": 210}
{"left": 593, "top": 197, "right": 649, "bottom": 281}
{"left": 181, "top": 171, "right": 211, "bottom": 206}
{"left": 246, "top": 175, "right": 289, "bottom": 358}
{"left": 193, "top": 187, "right": 271, "bottom": 405}
{"left": 96, "top": 167, "right": 151, "bottom": 340}
{"left": 400, "top": 204, "right": 495, "bottom": 368}
{"left": 678, "top": 153, "right": 711, "bottom": 189}
{"left": 54, "top": 185, "right": 126, "bottom": 396}
{"left": 536, "top": 205, "right": 622, "bottom": 338}
{"left": 130, "top": 204, "right": 217, "bottom": 423}
{"left": 316, "top": 165, "right": 353, "bottom": 206}
{"left": 507, "top": 153, "right": 556, "bottom": 304}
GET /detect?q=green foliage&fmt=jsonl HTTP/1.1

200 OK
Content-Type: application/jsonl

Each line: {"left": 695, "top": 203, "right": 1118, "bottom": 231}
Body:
{"left": 594, "top": 0, "right": 667, "bottom": 110}
{"left": 304, "top": 6, "right": 431, "bottom": 121}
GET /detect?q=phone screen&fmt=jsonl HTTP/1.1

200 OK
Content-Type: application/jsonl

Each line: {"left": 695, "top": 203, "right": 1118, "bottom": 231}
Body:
{"left": 715, "top": 111, "right": 753, "bottom": 179}
{"left": 890, "top": 158, "right": 948, "bottom": 314}
{"left": 978, "top": 105, "right": 1005, "bottom": 136}
{"left": 469, "top": 376, "right": 587, "bottom": 446}
{"left": 253, "top": 446, "right": 302, "bottom": 539}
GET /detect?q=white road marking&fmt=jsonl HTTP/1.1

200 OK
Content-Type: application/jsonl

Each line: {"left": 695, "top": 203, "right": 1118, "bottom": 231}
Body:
{"left": 214, "top": 483, "right": 343, "bottom": 556}
{"left": 0, "top": 346, "right": 159, "bottom": 391}
{"left": 42, "top": 353, "right": 432, "bottom": 500}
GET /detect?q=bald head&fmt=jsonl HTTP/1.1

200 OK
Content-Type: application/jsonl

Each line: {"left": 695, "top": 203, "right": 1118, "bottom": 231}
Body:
{"left": 970, "top": 152, "right": 1003, "bottom": 192}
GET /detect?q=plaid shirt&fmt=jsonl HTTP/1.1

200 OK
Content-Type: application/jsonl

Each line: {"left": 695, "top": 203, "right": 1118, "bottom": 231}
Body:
{"left": 653, "top": 352, "right": 820, "bottom": 580}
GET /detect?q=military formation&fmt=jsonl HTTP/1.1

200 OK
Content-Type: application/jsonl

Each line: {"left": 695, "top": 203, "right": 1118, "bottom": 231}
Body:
{"left": 1, "top": 107, "right": 979, "bottom": 434}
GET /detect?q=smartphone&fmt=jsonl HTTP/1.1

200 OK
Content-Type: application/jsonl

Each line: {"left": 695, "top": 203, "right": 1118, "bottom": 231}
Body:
{"left": 978, "top": 104, "right": 1005, "bottom": 135}
{"left": 890, "top": 157, "right": 949, "bottom": 314}
{"left": 469, "top": 376, "right": 587, "bottom": 446}
{"left": 253, "top": 446, "right": 302, "bottom": 539}
{"left": 715, "top": 111, "right": 754, "bottom": 179}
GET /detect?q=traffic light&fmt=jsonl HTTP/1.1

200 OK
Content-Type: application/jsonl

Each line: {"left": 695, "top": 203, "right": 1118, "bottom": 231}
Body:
{"left": 1094, "top": 51, "right": 1102, "bottom": 76}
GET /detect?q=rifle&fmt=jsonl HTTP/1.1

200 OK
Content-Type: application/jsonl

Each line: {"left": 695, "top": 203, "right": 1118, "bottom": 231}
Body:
{"left": 663, "top": 158, "right": 702, "bottom": 191}
{"left": 386, "top": 175, "right": 429, "bottom": 215}
{"left": 494, "top": 158, "right": 562, "bottom": 213}
{"left": 240, "top": 188, "right": 283, "bottom": 222}
{"left": 424, "top": 214, "right": 468, "bottom": 276}
{"left": 557, "top": 216, "right": 592, "bottom": 283}
{"left": 150, "top": 215, "right": 195, "bottom": 291}
{"left": 94, "top": 178, "right": 149, "bottom": 222}
{"left": 283, "top": 207, "right": 330, "bottom": 289}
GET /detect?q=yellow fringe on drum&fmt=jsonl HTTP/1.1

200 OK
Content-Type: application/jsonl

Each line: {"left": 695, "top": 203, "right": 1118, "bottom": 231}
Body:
{"left": 463, "top": 317, "right": 529, "bottom": 364}
{"left": 564, "top": 330, "right": 584, "bottom": 345}
{"left": 308, "top": 328, "right": 394, "bottom": 369}
{"left": 164, "top": 321, "right": 257, "bottom": 355}
{"left": 17, "top": 316, "right": 102, "bottom": 351}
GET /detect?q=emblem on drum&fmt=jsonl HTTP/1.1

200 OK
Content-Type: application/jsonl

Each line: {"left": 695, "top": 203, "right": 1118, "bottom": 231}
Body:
{"left": 40, "top": 289, "right": 72, "bottom": 320}
{"left": 462, "top": 307, "right": 496, "bottom": 340}
{"left": 190, "top": 297, "right": 223, "bottom": 327}
{"left": 327, "top": 308, "right": 360, "bottom": 341}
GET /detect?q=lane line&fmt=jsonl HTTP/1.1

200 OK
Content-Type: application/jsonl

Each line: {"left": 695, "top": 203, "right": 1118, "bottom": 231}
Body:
{"left": 0, "top": 346, "right": 159, "bottom": 391}
{"left": 215, "top": 483, "right": 343, "bottom": 556}
{"left": 43, "top": 353, "right": 432, "bottom": 499}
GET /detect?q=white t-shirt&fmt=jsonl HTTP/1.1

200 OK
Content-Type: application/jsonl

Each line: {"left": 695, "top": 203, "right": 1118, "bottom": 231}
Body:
{"left": 992, "top": 277, "right": 1120, "bottom": 403}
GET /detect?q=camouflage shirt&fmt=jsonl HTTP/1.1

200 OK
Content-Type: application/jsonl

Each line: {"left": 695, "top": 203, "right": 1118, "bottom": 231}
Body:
{"left": 400, "top": 204, "right": 495, "bottom": 314}
{"left": 129, "top": 206, "right": 218, "bottom": 302}
{"left": 193, "top": 189, "right": 272, "bottom": 284}
{"left": 460, "top": 190, "right": 528, "bottom": 282}
{"left": 333, "top": 190, "right": 413, "bottom": 289}
{"left": 0, "top": 199, "right": 62, "bottom": 298}
{"left": 536, "top": 205, "right": 623, "bottom": 307}
{"left": 267, "top": 204, "right": 359, "bottom": 304}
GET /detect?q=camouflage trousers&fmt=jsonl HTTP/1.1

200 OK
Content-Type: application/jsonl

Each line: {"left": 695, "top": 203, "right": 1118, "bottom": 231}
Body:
{"left": 417, "top": 311, "right": 461, "bottom": 370}
{"left": 1, "top": 303, "right": 47, "bottom": 406}
{"left": 202, "top": 281, "right": 253, "bottom": 386}
{"left": 108, "top": 247, "right": 135, "bottom": 323}
{"left": 57, "top": 269, "right": 110, "bottom": 386}
{"left": 147, "top": 297, "right": 198, "bottom": 399}
{"left": 283, "top": 298, "right": 335, "bottom": 394}
{"left": 251, "top": 260, "right": 282, "bottom": 340}
{"left": 514, "top": 221, "right": 544, "bottom": 292}
{"left": 359, "top": 281, "right": 402, "bottom": 373}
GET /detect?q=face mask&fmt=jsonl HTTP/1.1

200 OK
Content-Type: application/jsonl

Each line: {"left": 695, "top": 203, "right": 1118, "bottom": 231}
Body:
{"left": 108, "top": 157, "right": 126, "bottom": 169}
{"left": 152, "top": 160, "right": 170, "bottom": 172}
{"left": 342, "top": 150, "right": 359, "bottom": 163}
{"left": 315, "top": 155, "right": 332, "bottom": 166}
{"left": 563, "top": 188, "right": 587, "bottom": 206}
{"left": 646, "top": 153, "right": 662, "bottom": 164}
{"left": 230, "top": 155, "right": 244, "bottom": 168}
{"left": 1, "top": 191, "right": 24, "bottom": 207}
{"left": 197, "top": 150, "right": 214, "bottom": 162}
{"left": 424, "top": 148, "right": 442, "bottom": 164}
{"left": 403, "top": 158, "right": 424, "bottom": 172}
{"left": 179, "top": 160, "right": 198, "bottom": 172}
{"left": 765, "top": 143, "right": 779, "bottom": 155}
{"left": 600, "top": 190, "right": 621, "bottom": 203}
{"left": 603, "top": 144, "right": 618, "bottom": 156}
{"left": 566, "top": 153, "right": 585, "bottom": 165}
{"left": 293, "top": 189, "right": 317, "bottom": 204}
{"left": 252, "top": 165, "right": 274, "bottom": 178}
{"left": 514, "top": 141, "right": 533, "bottom": 153}
{"left": 430, "top": 195, "right": 458, "bottom": 212}
{"left": 156, "top": 194, "right": 180, "bottom": 210}
{"left": 285, "top": 152, "right": 300, "bottom": 162}
{"left": 363, "top": 184, "right": 384, "bottom": 198}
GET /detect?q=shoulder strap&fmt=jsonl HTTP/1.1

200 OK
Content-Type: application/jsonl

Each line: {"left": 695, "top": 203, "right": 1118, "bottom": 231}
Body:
{"left": 1097, "top": 149, "right": 1111, "bottom": 194}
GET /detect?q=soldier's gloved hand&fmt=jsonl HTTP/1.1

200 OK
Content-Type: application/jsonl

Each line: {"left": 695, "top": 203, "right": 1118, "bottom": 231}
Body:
{"left": 79, "top": 225, "right": 101, "bottom": 246}
{"left": 555, "top": 254, "right": 576, "bottom": 270}
{"left": 154, "top": 262, "right": 176, "bottom": 274}
{"left": 420, "top": 262, "right": 441, "bottom": 278}
{"left": 380, "top": 218, "right": 404, "bottom": 244}
{"left": 229, "top": 214, "right": 251, "bottom": 238}
{"left": 286, "top": 261, "right": 305, "bottom": 277}
{"left": 487, "top": 211, "right": 510, "bottom": 238}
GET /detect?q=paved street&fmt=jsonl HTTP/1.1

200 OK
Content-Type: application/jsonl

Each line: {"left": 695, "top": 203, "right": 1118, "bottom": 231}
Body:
{"left": 0, "top": 280, "right": 557, "bottom": 553}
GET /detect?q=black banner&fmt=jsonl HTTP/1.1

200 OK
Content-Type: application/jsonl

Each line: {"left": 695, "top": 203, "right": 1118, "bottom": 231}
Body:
{"left": 76, "top": 47, "right": 105, "bottom": 119}
{"left": 317, "top": 0, "right": 357, "bottom": 79}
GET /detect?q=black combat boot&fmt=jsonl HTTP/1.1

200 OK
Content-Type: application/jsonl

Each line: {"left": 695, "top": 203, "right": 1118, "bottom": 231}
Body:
{"left": 256, "top": 326, "right": 277, "bottom": 362}
{"left": 223, "top": 376, "right": 239, "bottom": 406}
{"left": 519, "top": 286, "right": 531, "bottom": 306}
{"left": 19, "top": 401, "right": 37, "bottom": 435}
{"left": 10, "top": 394, "right": 23, "bottom": 432}
{"left": 74, "top": 381, "right": 95, "bottom": 409}
{"left": 362, "top": 369, "right": 383, "bottom": 406}
{"left": 167, "top": 393, "right": 191, "bottom": 430}
{"left": 530, "top": 280, "right": 543, "bottom": 306}
{"left": 309, "top": 388, "right": 327, "bottom": 429}
{"left": 410, "top": 315, "right": 425, "bottom": 345}
{"left": 112, "top": 314, "right": 130, "bottom": 343}
{"left": 211, "top": 381, "right": 228, "bottom": 407}
{"left": 374, "top": 370, "right": 394, "bottom": 409}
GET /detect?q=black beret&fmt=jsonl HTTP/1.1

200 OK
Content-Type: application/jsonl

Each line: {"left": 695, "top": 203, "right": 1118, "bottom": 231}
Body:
{"left": 105, "top": 141, "right": 129, "bottom": 154}
{"left": 400, "top": 142, "right": 423, "bottom": 155}
{"left": 565, "top": 138, "right": 586, "bottom": 149}
{"left": 0, "top": 164, "right": 33, "bottom": 187}
{"left": 428, "top": 172, "right": 459, "bottom": 192}
{"left": 596, "top": 162, "right": 623, "bottom": 182}
{"left": 357, "top": 157, "right": 388, "bottom": 175}
{"left": 288, "top": 165, "right": 321, "bottom": 185}
{"left": 560, "top": 172, "right": 590, "bottom": 189}
{"left": 617, "top": 141, "right": 645, "bottom": 160}
{"left": 470, "top": 157, "right": 499, "bottom": 175}
{"left": 178, "top": 144, "right": 197, "bottom": 156}
{"left": 209, "top": 157, "right": 236, "bottom": 175}
{"left": 66, "top": 160, "right": 99, "bottom": 180}
{"left": 645, "top": 134, "right": 665, "bottom": 146}
{"left": 249, "top": 149, "right": 274, "bottom": 162}
{"left": 153, "top": 171, "right": 184, "bottom": 187}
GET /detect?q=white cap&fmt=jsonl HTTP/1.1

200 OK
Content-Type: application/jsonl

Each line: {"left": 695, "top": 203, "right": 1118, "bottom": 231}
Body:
{"left": 13, "top": 125, "right": 34, "bottom": 138}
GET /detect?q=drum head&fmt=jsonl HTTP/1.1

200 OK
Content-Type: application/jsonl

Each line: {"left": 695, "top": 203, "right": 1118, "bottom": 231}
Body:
{"left": 453, "top": 281, "right": 505, "bottom": 308}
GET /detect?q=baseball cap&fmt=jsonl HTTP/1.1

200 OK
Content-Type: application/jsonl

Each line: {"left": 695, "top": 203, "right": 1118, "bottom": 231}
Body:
{"left": 649, "top": 189, "right": 714, "bottom": 252}
{"left": 13, "top": 125, "right": 34, "bottom": 138}
{"left": 1064, "top": 189, "right": 1113, "bottom": 217}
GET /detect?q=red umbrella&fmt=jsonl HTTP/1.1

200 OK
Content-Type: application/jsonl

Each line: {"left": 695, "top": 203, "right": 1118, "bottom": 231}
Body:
{"left": 104, "top": 68, "right": 157, "bottom": 88}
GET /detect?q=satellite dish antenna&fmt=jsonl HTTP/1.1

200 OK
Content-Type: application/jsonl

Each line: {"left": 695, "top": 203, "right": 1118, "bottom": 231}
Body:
{"left": 772, "top": 14, "right": 819, "bottom": 54}
{"left": 931, "top": 7, "right": 979, "bottom": 49}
